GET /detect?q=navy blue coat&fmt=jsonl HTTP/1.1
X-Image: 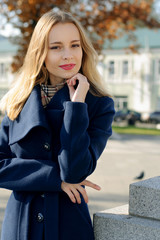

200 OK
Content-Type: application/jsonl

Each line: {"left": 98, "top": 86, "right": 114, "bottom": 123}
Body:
{"left": 0, "top": 84, "right": 115, "bottom": 240}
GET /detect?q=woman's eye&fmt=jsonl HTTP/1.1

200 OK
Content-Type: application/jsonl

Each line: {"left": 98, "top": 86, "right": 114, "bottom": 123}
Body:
{"left": 50, "top": 46, "right": 61, "bottom": 50}
{"left": 72, "top": 44, "right": 80, "bottom": 48}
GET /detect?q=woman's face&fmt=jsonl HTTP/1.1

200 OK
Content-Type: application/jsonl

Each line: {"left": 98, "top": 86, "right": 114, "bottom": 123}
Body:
{"left": 45, "top": 22, "right": 83, "bottom": 85}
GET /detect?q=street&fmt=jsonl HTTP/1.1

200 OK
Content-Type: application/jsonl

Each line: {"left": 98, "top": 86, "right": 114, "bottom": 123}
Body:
{"left": 87, "top": 133, "right": 160, "bottom": 216}
{"left": 0, "top": 133, "right": 160, "bottom": 234}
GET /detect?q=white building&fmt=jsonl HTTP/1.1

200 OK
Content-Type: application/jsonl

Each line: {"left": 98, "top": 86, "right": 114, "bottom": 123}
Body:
{"left": 0, "top": 35, "right": 18, "bottom": 98}
{"left": 101, "top": 28, "right": 160, "bottom": 114}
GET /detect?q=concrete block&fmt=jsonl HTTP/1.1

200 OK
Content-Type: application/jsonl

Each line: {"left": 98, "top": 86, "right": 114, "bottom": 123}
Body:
{"left": 129, "top": 176, "right": 160, "bottom": 220}
{"left": 93, "top": 205, "right": 160, "bottom": 240}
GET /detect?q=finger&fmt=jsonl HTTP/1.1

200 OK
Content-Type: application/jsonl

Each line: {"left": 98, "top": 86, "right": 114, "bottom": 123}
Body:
{"left": 68, "top": 73, "right": 87, "bottom": 83}
{"left": 67, "top": 84, "right": 75, "bottom": 93}
{"left": 67, "top": 85, "right": 75, "bottom": 100}
{"left": 71, "top": 78, "right": 77, "bottom": 86}
{"left": 67, "top": 74, "right": 78, "bottom": 81}
{"left": 66, "top": 80, "right": 72, "bottom": 86}
{"left": 67, "top": 77, "right": 77, "bottom": 86}
{"left": 67, "top": 74, "right": 89, "bottom": 88}
{"left": 70, "top": 187, "right": 81, "bottom": 204}
{"left": 81, "top": 180, "right": 101, "bottom": 191}
{"left": 65, "top": 189, "right": 76, "bottom": 203}
{"left": 77, "top": 185, "right": 88, "bottom": 204}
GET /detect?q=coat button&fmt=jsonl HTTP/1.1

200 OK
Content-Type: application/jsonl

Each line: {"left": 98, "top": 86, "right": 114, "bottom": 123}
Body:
{"left": 37, "top": 213, "right": 44, "bottom": 222}
{"left": 43, "top": 142, "right": 51, "bottom": 151}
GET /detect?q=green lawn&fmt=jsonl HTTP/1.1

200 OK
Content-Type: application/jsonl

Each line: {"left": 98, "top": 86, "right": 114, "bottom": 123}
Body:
{"left": 112, "top": 126, "right": 160, "bottom": 135}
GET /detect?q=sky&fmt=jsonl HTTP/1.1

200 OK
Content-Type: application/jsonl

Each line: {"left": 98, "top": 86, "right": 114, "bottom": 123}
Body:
{"left": 0, "top": 24, "right": 20, "bottom": 37}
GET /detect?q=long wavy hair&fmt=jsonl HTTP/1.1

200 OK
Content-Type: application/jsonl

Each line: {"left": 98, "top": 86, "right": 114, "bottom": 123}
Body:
{"left": 0, "top": 10, "right": 110, "bottom": 120}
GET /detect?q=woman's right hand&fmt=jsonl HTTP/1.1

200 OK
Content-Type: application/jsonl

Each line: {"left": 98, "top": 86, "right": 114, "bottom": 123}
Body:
{"left": 61, "top": 180, "right": 101, "bottom": 204}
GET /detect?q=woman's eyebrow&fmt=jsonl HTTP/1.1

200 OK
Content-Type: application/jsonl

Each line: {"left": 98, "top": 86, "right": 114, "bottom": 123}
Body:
{"left": 71, "top": 40, "right": 80, "bottom": 43}
{"left": 50, "top": 40, "right": 80, "bottom": 45}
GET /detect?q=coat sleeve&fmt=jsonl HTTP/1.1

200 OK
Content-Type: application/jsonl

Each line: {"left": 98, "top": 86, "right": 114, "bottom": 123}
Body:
{"left": 0, "top": 116, "right": 62, "bottom": 192}
{"left": 58, "top": 96, "right": 115, "bottom": 183}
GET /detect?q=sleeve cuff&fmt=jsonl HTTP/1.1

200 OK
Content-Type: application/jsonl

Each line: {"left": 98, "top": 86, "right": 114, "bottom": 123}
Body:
{"left": 63, "top": 101, "right": 89, "bottom": 131}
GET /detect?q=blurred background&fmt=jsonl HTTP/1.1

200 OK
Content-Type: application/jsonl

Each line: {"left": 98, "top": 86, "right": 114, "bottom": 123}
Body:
{"left": 0, "top": 0, "right": 160, "bottom": 233}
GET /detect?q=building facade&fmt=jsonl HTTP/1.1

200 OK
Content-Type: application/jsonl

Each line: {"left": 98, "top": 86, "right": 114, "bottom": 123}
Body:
{"left": 100, "top": 28, "right": 160, "bottom": 114}
{"left": 0, "top": 35, "right": 17, "bottom": 98}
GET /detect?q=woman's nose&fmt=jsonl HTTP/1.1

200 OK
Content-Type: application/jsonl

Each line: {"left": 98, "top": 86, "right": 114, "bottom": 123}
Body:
{"left": 62, "top": 49, "right": 73, "bottom": 60}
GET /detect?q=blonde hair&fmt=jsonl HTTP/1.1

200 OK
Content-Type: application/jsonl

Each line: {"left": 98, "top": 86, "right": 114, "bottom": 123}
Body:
{"left": 0, "top": 10, "right": 110, "bottom": 120}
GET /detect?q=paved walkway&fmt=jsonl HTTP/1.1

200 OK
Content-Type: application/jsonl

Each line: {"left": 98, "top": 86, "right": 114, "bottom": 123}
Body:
{"left": 87, "top": 133, "right": 160, "bottom": 216}
{"left": 0, "top": 133, "right": 160, "bottom": 233}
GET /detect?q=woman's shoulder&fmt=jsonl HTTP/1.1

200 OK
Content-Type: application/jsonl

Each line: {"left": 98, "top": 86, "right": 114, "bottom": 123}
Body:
{"left": 85, "top": 92, "right": 115, "bottom": 120}
{"left": 86, "top": 91, "right": 114, "bottom": 110}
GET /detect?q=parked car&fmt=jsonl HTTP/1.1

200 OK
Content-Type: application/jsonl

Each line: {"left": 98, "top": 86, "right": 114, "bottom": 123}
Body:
{"left": 148, "top": 111, "right": 160, "bottom": 124}
{"left": 114, "top": 109, "right": 141, "bottom": 124}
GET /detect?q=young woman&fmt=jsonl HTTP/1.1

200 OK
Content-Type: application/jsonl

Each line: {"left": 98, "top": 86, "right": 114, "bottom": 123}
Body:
{"left": 0, "top": 10, "right": 115, "bottom": 240}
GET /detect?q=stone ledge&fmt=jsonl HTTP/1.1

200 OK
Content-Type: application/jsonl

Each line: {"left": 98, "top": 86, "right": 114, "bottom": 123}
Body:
{"left": 129, "top": 176, "right": 160, "bottom": 221}
{"left": 93, "top": 205, "right": 160, "bottom": 240}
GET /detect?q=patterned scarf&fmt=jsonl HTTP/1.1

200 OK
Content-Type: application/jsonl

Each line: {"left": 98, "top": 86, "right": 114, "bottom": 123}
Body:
{"left": 41, "top": 81, "right": 66, "bottom": 108}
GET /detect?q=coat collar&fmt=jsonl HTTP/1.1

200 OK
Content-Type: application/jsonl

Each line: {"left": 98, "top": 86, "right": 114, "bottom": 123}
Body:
{"left": 9, "top": 84, "right": 69, "bottom": 145}
{"left": 8, "top": 83, "right": 98, "bottom": 145}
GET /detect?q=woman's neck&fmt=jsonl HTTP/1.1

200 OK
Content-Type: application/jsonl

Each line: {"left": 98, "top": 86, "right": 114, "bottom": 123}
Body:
{"left": 46, "top": 78, "right": 66, "bottom": 86}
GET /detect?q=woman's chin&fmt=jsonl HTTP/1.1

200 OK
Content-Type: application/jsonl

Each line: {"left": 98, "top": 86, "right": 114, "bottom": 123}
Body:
{"left": 63, "top": 71, "right": 79, "bottom": 80}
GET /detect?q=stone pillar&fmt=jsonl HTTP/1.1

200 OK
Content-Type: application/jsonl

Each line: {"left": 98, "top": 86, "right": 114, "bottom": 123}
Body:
{"left": 93, "top": 176, "right": 160, "bottom": 240}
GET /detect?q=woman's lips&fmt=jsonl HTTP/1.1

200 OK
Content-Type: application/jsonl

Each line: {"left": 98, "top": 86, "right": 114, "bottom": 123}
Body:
{"left": 59, "top": 64, "right": 76, "bottom": 70}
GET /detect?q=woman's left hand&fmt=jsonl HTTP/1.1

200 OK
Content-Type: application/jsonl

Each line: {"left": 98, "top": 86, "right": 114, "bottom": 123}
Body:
{"left": 66, "top": 73, "right": 90, "bottom": 102}
{"left": 61, "top": 179, "right": 101, "bottom": 204}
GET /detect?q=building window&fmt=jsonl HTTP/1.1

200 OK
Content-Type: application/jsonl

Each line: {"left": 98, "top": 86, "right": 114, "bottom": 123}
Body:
{"left": 158, "top": 60, "right": 160, "bottom": 75}
{"left": 114, "top": 96, "right": 128, "bottom": 111}
{"left": 156, "top": 97, "right": 160, "bottom": 110}
{"left": 122, "top": 60, "right": 128, "bottom": 75}
{"left": 0, "top": 63, "right": 5, "bottom": 76}
{"left": 108, "top": 61, "right": 115, "bottom": 76}
{"left": 0, "top": 63, "right": 7, "bottom": 82}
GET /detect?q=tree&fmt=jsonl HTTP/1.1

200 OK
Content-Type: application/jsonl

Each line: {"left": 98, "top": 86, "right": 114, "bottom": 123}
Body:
{"left": 1, "top": 0, "right": 160, "bottom": 72}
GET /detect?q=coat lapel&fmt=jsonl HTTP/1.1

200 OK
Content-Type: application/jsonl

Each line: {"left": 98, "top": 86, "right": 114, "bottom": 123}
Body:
{"left": 8, "top": 82, "right": 96, "bottom": 145}
{"left": 9, "top": 84, "right": 69, "bottom": 145}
